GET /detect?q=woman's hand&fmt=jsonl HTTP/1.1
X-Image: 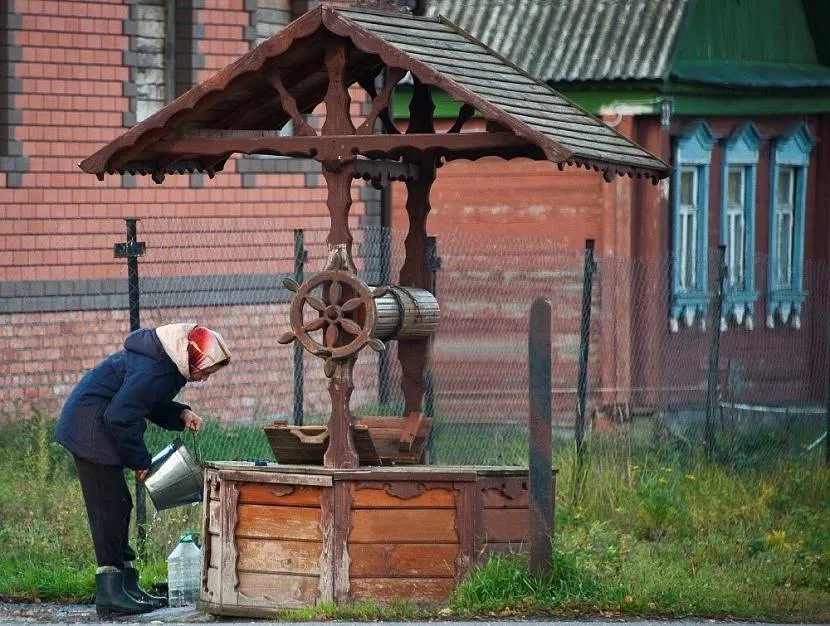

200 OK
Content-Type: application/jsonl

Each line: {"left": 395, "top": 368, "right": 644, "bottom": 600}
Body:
{"left": 136, "top": 469, "right": 149, "bottom": 481}
{"left": 180, "top": 409, "right": 203, "bottom": 432}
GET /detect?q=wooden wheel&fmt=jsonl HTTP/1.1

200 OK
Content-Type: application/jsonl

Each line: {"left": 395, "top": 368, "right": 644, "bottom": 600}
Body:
{"left": 279, "top": 270, "right": 387, "bottom": 362}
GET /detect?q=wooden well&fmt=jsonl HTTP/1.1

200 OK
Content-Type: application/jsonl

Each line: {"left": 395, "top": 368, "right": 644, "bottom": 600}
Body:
{"left": 77, "top": 2, "right": 669, "bottom": 616}
{"left": 200, "top": 462, "right": 549, "bottom": 616}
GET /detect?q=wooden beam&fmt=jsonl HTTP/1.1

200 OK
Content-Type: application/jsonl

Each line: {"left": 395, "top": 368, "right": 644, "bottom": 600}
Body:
{"left": 151, "top": 131, "right": 535, "bottom": 161}
{"left": 266, "top": 70, "right": 317, "bottom": 137}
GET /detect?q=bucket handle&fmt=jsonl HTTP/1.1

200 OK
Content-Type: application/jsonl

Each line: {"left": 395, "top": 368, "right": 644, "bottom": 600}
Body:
{"left": 190, "top": 429, "right": 202, "bottom": 465}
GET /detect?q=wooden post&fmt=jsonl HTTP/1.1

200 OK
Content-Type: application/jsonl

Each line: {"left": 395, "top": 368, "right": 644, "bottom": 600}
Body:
{"left": 398, "top": 78, "right": 436, "bottom": 415}
{"left": 574, "top": 239, "right": 595, "bottom": 498}
{"left": 528, "top": 296, "right": 552, "bottom": 577}
{"left": 705, "top": 245, "right": 727, "bottom": 461}
{"left": 320, "top": 40, "right": 359, "bottom": 469}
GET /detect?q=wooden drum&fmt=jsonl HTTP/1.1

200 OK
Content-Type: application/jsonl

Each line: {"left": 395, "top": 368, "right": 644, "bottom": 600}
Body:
{"left": 371, "top": 286, "right": 439, "bottom": 340}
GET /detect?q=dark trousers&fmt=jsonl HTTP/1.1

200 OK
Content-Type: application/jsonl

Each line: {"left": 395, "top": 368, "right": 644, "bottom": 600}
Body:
{"left": 74, "top": 455, "right": 137, "bottom": 568}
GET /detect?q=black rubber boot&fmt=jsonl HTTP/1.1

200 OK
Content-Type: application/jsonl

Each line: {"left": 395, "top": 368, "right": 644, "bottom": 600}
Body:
{"left": 95, "top": 569, "right": 155, "bottom": 617}
{"left": 122, "top": 566, "right": 168, "bottom": 609}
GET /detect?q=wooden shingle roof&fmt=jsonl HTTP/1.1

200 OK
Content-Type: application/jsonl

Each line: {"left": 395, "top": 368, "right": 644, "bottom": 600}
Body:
{"left": 80, "top": 5, "right": 670, "bottom": 183}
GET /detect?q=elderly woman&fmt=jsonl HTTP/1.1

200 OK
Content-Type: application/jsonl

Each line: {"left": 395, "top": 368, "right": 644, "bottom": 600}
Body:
{"left": 55, "top": 323, "right": 231, "bottom": 617}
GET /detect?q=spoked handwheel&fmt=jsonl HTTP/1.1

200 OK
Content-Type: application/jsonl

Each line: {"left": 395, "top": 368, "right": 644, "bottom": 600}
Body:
{"left": 279, "top": 270, "right": 388, "bottom": 375}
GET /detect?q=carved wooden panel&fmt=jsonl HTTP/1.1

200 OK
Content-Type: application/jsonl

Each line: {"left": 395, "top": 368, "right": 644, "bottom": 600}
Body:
{"left": 350, "top": 482, "right": 455, "bottom": 508}
{"left": 238, "top": 483, "right": 322, "bottom": 507}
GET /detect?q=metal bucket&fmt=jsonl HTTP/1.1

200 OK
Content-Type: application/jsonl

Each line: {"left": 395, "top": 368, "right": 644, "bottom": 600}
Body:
{"left": 144, "top": 437, "right": 203, "bottom": 511}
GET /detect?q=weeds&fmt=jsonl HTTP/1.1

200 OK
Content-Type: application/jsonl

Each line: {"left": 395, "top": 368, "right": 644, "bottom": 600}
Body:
{"left": 0, "top": 411, "right": 828, "bottom": 621}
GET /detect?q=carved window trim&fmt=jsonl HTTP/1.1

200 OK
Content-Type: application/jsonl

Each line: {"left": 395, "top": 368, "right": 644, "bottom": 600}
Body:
{"left": 766, "top": 123, "right": 814, "bottom": 329}
{"left": 670, "top": 120, "right": 715, "bottom": 333}
{"left": 720, "top": 123, "right": 760, "bottom": 330}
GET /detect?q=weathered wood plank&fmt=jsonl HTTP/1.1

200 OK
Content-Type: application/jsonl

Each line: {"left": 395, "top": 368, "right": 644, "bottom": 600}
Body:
{"left": 482, "top": 508, "right": 529, "bottom": 544}
{"left": 208, "top": 534, "right": 221, "bottom": 569}
{"left": 349, "top": 543, "right": 457, "bottom": 577}
{"left": 203, "top": 566, "right": 220, "bottom": 605}
{"left": 207, "top": 469, "right": 221, "bottom": 501}
{"left": 236, "top": 571, "right": 319, "bottom": 609}
{"left": 318, "top": 485, "right": 334, "bottom": 603}
{"left": 238, "top": 483, "right": 323, "bottom": 507}
{"left": 218, "top": 469, "right": 332, "bottom": 487}
{"left": 349, "top": 484, "right": 455, "bottom": 508}
{"left": 235, "top": 538, "right": 322, "bottom": 575}
{"left": 349, "top": 577, "right": 455, "bottom": 603}
{"left": 237, "top": 504, "right": 322, "bottom": 541}
{"left": 219, "top": 479, "right": 240, "bottom": 606}
{"left": 332, "top": 481, "right": 352, "bottom": 603}
{"left": 454, "top": 482, "right": 475, "bottom": 581}
{"left": 350, "top": 509, "right": 457, "bottom": 543}
{"left": 208, "top": 501, "right": 221, "bottom": 534}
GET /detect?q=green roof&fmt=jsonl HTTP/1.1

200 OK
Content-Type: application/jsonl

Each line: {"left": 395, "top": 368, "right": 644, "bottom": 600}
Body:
{"left": 670, "top": 61, "right": 830, "bottom": 89}
{"left": 670, "top": 0, "right": 830, "bottom": 89}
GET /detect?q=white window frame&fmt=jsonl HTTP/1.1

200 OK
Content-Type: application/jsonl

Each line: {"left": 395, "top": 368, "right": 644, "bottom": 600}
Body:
{"left": 719, "top": 123, "right": 760, "bottom": 330}
{"left": 767, "top": 124, "right": 814, "bottom": 329}
{"left": 670, "top": 121, "right": 715, "bottom": 333}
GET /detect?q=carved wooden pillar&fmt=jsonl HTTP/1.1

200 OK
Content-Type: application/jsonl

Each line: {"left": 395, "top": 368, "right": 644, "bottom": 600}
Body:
{"left": 320, "top": 39, "right": 360, "bottom": 469}
{"left": 398, "top": 78, "right": 437, "bottom": 415}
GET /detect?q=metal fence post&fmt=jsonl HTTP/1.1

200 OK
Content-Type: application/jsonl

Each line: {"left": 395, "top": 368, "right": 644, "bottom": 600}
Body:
{"left": 423, "top": 235, "right": 441, "bottom": 418}
{"left": 293, "top": 229, "right": 306, "bottom": 426}
{"left": 377, "top": 227, "right": 392, "bottom": 407}
{"left": 825, "top": 277, "right": 830, "bottom": 468}
{"left": 575, "top": 239, "right": 595, "bottom": 492}
{"left": 705, "top": 245, "right": 727, "bottom": 461}
{"left": 114, "top": 218, "right": 146, "bottom": 557}
{"left": 529, "top": 296, "right": 552, "bottom": 577}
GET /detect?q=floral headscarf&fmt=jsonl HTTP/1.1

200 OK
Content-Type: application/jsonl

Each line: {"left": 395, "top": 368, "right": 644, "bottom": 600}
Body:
{"left": 187, "top": 326, "right": 231, "bottom": 376}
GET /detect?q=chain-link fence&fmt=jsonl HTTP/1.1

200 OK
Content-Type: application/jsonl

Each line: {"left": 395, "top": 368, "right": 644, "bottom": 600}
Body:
{"left": 3, "top": 218, "right": 829, "bottom": 471}
{"left": 131, "top": 220, "right": 830, "bottom": 471}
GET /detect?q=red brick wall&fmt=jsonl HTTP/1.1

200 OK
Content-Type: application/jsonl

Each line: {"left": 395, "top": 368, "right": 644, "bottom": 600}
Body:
{"left": 0, "top": 1, "right": 378, "bottom": 419}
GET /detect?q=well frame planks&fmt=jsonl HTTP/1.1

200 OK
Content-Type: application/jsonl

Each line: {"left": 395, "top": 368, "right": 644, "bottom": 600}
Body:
{"left": 200, "top": 462, "right": 554, "bottom": 618}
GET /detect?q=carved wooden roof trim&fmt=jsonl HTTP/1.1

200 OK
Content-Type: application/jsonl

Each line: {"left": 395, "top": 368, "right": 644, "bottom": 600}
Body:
{"left": 78, "top": 5, "right": 670, "bottom": 183}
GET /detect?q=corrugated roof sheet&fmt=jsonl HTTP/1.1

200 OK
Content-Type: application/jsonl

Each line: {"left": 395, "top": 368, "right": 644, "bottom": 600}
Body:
{"left": 426, "top": 0, "right": 690, "bottom": 82}
{"left": 338, "top": 7, "right": 668, "bottom": 176}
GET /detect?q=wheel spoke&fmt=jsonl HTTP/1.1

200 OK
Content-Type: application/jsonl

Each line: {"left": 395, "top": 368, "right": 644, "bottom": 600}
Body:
{"left": 341, "top": 297, "right": 363, "bottom": 312}
{"left": 325, "top": 323, "right": 340, "bottom": 347}
{"left": 328, "top": 281, "right": 342, "bottom": 304}
{"left": 303, "top": 317, "right": 325, "bottom": 332}
{"left": 340, "top": 318, "right": 362, "bottom": 336}
{"left": 306, "top": 294, "right": 326, "bottom": 312}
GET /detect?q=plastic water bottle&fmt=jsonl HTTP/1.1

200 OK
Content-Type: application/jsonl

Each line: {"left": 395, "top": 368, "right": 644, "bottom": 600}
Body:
{"left": 167, "top": 533, "right": 202, "bottom": 607}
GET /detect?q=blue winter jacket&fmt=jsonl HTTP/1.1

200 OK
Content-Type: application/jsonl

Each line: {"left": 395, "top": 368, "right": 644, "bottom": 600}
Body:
{"left": 55, "top": 328, "right": 189, "bottom": 470}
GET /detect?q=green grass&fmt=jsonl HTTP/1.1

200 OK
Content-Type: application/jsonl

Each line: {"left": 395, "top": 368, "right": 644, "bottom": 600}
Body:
{"left": 0, "top": 410, "right": 828, "bottom": 621}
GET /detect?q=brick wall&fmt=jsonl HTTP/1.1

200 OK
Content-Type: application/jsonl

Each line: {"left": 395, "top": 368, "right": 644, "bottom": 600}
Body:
{"left": 0, "top": 0, "right": 383, "bottom": 419}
